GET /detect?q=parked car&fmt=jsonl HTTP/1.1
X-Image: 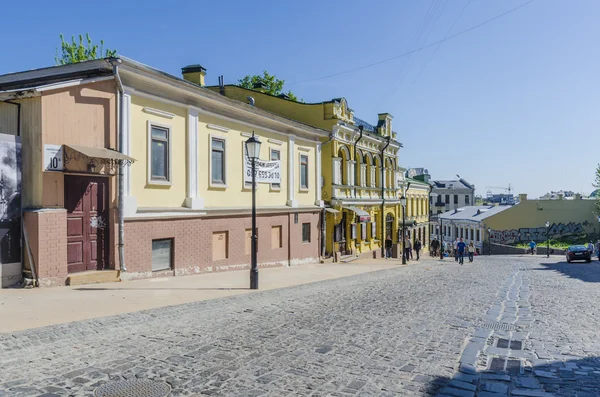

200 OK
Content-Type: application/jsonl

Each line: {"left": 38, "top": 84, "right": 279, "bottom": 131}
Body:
{"left": 566, "top": 245, "right": 592, "bottom": 263}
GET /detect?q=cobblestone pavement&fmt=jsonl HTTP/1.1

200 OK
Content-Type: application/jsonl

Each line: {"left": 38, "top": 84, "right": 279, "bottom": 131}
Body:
{"left": 1, "top": 256, "right": 600, "bottom": 396}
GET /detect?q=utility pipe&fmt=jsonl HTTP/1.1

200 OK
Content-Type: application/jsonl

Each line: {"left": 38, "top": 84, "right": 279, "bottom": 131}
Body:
{"left": 353, "top": 125, "right": 363, "bottom": 198}
{"left": 109, "top": 58, "right": 126, "bottom": 272}
{"left": 380, "top": 135, "right": 390, "bottom": 258}
{"left": 320, "top": 134, "right": 334, "bottom": 258}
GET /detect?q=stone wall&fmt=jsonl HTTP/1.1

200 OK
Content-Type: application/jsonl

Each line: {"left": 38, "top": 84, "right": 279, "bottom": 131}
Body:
{"left": 490, "top": 243, "right": 565, "bottom": 256}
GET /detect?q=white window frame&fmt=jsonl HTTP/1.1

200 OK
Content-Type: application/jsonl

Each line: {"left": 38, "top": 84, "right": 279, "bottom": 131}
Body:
{"left": 147, "top": 121, "right": 172, "bottom": 186}
{"left": 270, "top": 148, "right": 281, "bottom": 191}
{"left": 210, "top": 134, "right": 227, "bottom": 188}
{"left": 299, "top": 154, "right": 309, "bottom": 191}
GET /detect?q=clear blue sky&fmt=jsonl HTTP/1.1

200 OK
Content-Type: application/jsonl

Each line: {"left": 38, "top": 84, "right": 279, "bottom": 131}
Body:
{"left": 1, "top": 0, "right": 598, "bottom": 198}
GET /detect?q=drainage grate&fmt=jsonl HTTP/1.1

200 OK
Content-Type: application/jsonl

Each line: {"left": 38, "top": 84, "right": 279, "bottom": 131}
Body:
{"left": 479, "top": 322, "right": 517, "bottom": 331}
{"left": 94, "top": 380, "right": 171, "bottom": 397}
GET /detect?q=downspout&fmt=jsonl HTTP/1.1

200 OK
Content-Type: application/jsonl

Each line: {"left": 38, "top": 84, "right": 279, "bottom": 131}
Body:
{"left": 380, "top": 136, "right": 390, "bottom": 258}
{"left": 4, "top": 100, "right": 21, "bottom": 136}
{"left": 109, "top": 58, "right": 126, "bottom": 272}
{"left": 320, "top": 134, "right": 334, "bottom": 258}
{"left": 353, "top": 125, "right": 363, "bottom": 198}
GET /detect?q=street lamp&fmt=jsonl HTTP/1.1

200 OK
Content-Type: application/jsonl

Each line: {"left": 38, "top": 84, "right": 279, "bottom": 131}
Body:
{"left": 545, "top": 221, "right": 550, "bottom": 258}
{"left": 400, "top": 196, "right": 407, "bottom": 264}
{"left": 488, "top": 228, "right": 492, "bottom": 256}
{"left": 430, "top": 192, "right": 441, "bottom": 259}
{"left": 245, "top": 132, "right": 261, "bottom": 289}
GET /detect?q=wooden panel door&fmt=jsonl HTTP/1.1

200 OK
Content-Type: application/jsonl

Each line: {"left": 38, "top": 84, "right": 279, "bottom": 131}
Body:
{"left": 65, "top": 176, "right": 108, "bottom": 273}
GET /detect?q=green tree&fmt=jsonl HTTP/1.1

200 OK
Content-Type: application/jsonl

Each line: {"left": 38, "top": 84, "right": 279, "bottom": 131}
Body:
{"left": 55, "top": 33, "right": 117, "bottom": 65}
{"left": 238, "top": 71, "right": 301, "bottom": 102}
{"left": 593, "top": 163, "right": 600, "bottom": 213}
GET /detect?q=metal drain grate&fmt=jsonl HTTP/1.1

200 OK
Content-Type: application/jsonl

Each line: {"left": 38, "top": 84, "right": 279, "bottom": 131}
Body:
{"left": 94, "top": 380, "right": 171, "bottom": 397}
{"left": 479, "top": 322, "right": 517, "bottom": 331}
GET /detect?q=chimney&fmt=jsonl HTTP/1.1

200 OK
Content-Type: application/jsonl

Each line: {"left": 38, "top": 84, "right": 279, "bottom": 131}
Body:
{"left": 182, "top": 64, "right": 207, "bottom": 86}
{"left": 519, "top": 193, "right": 527, "bottom": 202}
{"left": 575, "top": 193, "right": 581, "bottom": 200}
{"left": 377, "top": 113, "right": 393, "bottom": 137}
{"left": 252, "top": 80, "right": 268, "bottom": 93}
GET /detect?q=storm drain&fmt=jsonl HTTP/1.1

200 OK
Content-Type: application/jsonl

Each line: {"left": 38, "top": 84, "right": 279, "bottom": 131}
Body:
{"left": 479, "top": 322, "right": 517, "bottom": 332}
{"left": 497, "top": 338, "right": 523, "bottom": 350}
{"left": 94, "top": 380, "right": 171, "bottom": 397}
{"left": 488, "top": 357, "right": 523, "bottom": 374}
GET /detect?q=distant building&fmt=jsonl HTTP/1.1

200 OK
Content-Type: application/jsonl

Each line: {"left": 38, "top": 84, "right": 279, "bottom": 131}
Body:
{"left": 486, "top": 193, "right": 516, "bottom": 206}
{"left": 539, "top": 190, "right": 575, "bottom": 200}
{"left": 430, "top": 178, "right": 476, "bottom": 214}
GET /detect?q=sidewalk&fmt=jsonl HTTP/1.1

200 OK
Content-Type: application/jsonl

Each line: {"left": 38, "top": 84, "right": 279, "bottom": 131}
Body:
{"left": 0, "top": 259, "right": 420, "bottom": 333}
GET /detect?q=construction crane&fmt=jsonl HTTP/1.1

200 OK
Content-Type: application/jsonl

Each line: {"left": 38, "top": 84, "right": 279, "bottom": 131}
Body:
{"left": 485, "top": 183, "right": 513, "bottom": 195}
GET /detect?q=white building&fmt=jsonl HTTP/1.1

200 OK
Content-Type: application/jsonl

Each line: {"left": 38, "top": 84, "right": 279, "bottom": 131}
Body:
{"left": 431, "top": 179, "right": 475, "bottom": 214}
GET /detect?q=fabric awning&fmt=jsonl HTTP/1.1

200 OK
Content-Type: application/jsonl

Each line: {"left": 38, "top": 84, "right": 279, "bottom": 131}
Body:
{"left": 324, "top": 208, "right": 339, "bottom": 214}
{"left": 342, "top": 206, "right": 371, "bottom": 222}
{"left": 66, "top": 145, "right": 136, "bottom": 162}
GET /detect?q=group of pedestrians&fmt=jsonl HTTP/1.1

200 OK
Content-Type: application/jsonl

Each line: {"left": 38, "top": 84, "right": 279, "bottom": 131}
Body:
{"left": 384, "top": 235, "right": 423, "bottom": 261}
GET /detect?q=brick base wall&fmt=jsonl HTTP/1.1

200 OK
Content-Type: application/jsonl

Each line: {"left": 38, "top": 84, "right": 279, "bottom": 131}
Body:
{"left": 23, "top": 209, "right": 68, "bottom": 287}
{"left": 121, "top": 211, "right": 321, "bottom": 281}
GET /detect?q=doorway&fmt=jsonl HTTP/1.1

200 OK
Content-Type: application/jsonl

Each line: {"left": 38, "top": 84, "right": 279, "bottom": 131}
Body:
{"left": 385, "top": 213, "right": 394, "bottom": 241}
{"left": 65, "top": 176, "right": 109, "bottom": 273}
{"left": 335, "top": 212, "right": 348, "bottom": 255}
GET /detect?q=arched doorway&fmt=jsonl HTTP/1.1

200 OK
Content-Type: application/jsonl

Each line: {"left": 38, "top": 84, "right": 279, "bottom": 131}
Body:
{"left": 386, "top": 213, "right": 394, "bottom": 240}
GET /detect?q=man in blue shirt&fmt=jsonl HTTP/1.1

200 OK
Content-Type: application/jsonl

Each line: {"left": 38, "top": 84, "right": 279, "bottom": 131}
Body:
{"left": 457, "top": 238, "right": 467, "bottom": 265}
{"left": 529, "top": 240, "right": 537, "bottom": 255}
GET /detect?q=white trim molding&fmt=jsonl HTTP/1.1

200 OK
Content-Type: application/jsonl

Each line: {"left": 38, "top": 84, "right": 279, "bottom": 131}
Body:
{"left": 298, "top": 146, "right": 311, "bottom": 152}
{"left": 143, "top": 107, "right": 175, "bottom": 119}
{"left": 146, "top": 120, "right": 173, "bottom": 187}
{"left": 185, "top": 109, "right": 204, "bottom": 209}
{"left": 286, "top": 136, "right": 297, "bottom": 207}
{"left": 315, "top": 142, "right": 323, "bottom": 207}
{"left": 207, "top": 123, "right": 230, "bottom": 133}
{"left": 122, "top": 94, "right": 138, "bottom": 216}
{"left": 209, "top": 133, "right": 228, "bottom": 189}
{"left": 268, "top": 138, "right": 283, "bottom": 146}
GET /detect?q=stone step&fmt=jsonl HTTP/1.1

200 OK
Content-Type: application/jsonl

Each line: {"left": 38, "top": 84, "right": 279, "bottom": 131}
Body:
{"left": 67, "top": 270, "right": 120, "bottom": 286}
{"left": 340, "top": 255, "right": 359, "bottom": 263}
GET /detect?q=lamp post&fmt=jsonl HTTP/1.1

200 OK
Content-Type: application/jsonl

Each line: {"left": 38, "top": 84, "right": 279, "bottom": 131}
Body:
{"left": 545, "top": 221, "right": 550, "bottom": 258}
{"left": 245, "top": 132, "right": 261, "bottom": 290}
{"left": 400, "top": 196, "right": 407, "bottom": 264}
{"left": 430, "top": 192, "right": 440, "bottom": 259}
{"left": 488, "top": 228, "right": 492, "bottom": 256}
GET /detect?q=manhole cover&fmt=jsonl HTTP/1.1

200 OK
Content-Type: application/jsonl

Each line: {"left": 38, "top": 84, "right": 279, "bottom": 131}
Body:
{"left": 94, "top": 380, "right": 171, "bottom": 397}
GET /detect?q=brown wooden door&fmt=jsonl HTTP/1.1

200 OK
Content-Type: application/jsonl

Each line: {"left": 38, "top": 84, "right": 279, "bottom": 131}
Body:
{"left": 65, "top": 176, "right": 108, "bottom": 273}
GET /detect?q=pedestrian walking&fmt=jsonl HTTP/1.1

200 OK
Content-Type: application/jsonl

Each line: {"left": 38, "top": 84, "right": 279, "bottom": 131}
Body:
{"left": 409, "top": 238, "right": 414, "bottom": 259}
{"left": 404, "top": 236, "right": 411, "bottom": 262}
{"left": 454, "top": 238, "right": 459, "bottom": 262}
{"left": 457, "top": 237, "right": 467, "bottom": 265}
{"left": 431, "top": 238, "right": 439, "bottom": 257}
{"left": 468, "top": 242, "right": 475, "bottom": 262}
{"left": 414, "top": 239, "right": 422, "bottom": 261}
{"left": 529, "top": 240, "right": 537, "bottom": 255}
{"left": 587, "top": 241, "right": 595, "bottom": 256}
{"left": 385, "top": 235, "right": 393, "bottom": 259}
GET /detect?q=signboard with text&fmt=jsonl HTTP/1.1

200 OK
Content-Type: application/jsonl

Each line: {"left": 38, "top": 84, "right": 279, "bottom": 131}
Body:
{"left": 243, "top": 155, "right": 281, "bottom": 184}
{"left": 44, "top": 144, "right": 63, "bottom": 171}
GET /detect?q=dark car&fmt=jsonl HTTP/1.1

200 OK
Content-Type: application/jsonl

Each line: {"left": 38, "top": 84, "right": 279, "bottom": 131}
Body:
{"left": 566, "top": 245, "right": 592, "bottom": 263}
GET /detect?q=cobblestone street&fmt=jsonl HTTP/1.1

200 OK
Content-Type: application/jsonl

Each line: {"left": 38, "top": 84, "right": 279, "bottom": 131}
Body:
{"left": 2, "top": 255, "right": 600, "bottom": 396}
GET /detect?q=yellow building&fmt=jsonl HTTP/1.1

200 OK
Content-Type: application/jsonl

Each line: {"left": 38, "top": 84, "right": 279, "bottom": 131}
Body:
{"left": 398, "top": 172, "right": 432, "bottom": 254}
{"left": 208, "top": 84, "right": 403, "bottom": 259}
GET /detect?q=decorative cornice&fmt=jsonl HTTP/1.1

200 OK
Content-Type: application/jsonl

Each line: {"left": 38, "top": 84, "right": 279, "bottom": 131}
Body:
{"left": 207, "top": 123, "right": 229, "bottom": 133}
{"left": 143, "top": 107, "right": 175, "bottom": 119}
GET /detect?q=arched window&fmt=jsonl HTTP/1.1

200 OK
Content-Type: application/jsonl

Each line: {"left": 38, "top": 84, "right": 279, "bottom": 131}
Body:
{"left": 364, "top": 153, "right": 373, "bottom": 187}
{"left": 373, "top": 155, "right": 381, "bottom": 188}
{"left": 338, "top": 146, "right": 350, "bottom": 185}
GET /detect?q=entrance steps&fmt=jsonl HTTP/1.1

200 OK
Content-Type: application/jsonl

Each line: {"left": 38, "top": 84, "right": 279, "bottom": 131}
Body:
{"left": 340, "top": 255, "right": 359, "bottom": 263}
{"left": 67, "top": 270, "right": 120, "bottom": 286}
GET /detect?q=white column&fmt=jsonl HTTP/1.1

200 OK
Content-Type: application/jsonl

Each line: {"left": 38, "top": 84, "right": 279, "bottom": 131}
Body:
{"left": 348, "top": 161, "right": 355, "bottom": 186}
{"left": 185, "top": 109, "right": 203, "bottom": 209}
{"left": 370, "top": 167, "right": 376, "bottom": 188}
{"left": 332, "top": 157, "right": 341, "bottom": 185}
{"left": 287, "top": 136, "right": 297, "bottom": 207}
{"left": 315, "top": 142, "right": 323, "bottom": 207}
{"left": 360, "top": 164, "right": 367, "bottom": 187}
{"left": 121, "top": 94, "right": 137, "bottom": 217}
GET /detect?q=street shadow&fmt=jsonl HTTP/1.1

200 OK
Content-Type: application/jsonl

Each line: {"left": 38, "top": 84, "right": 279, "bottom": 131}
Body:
{"left": 73, "top": 287, "right": 250, "bottom": 291}
{"left": 420, "top": 356, "right": 600, "bottom": 396}
{"left": 533, "top": 260, "right": 600, "bottom": 283}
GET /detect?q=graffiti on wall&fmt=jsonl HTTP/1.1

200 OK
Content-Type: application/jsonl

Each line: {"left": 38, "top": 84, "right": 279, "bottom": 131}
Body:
{"left": 490, "top": 222, "right": 586, "bottom": 244}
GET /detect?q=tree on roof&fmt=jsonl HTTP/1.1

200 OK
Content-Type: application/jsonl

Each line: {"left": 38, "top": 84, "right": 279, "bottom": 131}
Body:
{"left": 55, "top": 33, "right": 117, "bottom": 65}
{"left": 238, "top": 71, "right": 302, "bottom": 102}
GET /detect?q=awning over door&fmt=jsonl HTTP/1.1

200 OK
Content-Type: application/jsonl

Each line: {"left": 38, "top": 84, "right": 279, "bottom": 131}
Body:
{"left": 324, "top": 207, "right": 340, "bottom": 214}
{"left": 65, "top": 145, "right": 136, "bottom": 162}
{"left": 342, "top": 206, "right": 371, "bottom": 222}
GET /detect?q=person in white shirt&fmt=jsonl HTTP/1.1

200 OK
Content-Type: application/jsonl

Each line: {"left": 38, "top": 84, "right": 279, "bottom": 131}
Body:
{"left": 454, "top": 238, "right": 459, "bottom": 262}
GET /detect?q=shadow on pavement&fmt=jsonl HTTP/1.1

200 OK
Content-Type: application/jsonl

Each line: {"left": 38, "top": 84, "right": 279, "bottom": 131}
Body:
{"left": 73, "top": 287, "right": 250, "bottom": 291}
{"left": 421, "top": 356, "right": 600, "bottom": 396}
{"left": 534, "top": 260, "right": 600, "bottom": 283}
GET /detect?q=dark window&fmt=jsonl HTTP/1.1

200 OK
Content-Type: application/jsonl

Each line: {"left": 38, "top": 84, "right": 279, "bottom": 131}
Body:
{"left": 454, "top": 195, "right": 458, "bottom": 204}
{"left": 445, "top": 194, "right": 449, "bottom": 204}
{"left": 477, "top": 230, "right": 480, "bottom": 241}
{"left": 211, "top": 138, "right": 226, "bottom": 184}
{"left": 465, "top": 195, "right": 470, "bottom": 204}
{"left": 300, "top": 155, "right": 309, "bottom": 189}
{"left": 151, "top": 126, "right": 169, "bottom": 181}
{"left": 271, "top": 149, "right": 281, "bottom": 188}
{"left": 302, "top": 223, "right": 311, "bottom": 243}
{"left": 152, "top": 239, "right": 173, "bottom": 271}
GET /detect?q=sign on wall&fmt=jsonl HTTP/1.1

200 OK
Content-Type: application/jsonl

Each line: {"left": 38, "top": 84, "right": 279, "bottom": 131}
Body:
{"left": 0, "top": 133, "right": 21, "bottom": 265}
{"left": 44, "top": 144, "right": 63, "bottom": 171}
{"left": 243, "top": 155, "right": 281, "bottom": 184}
